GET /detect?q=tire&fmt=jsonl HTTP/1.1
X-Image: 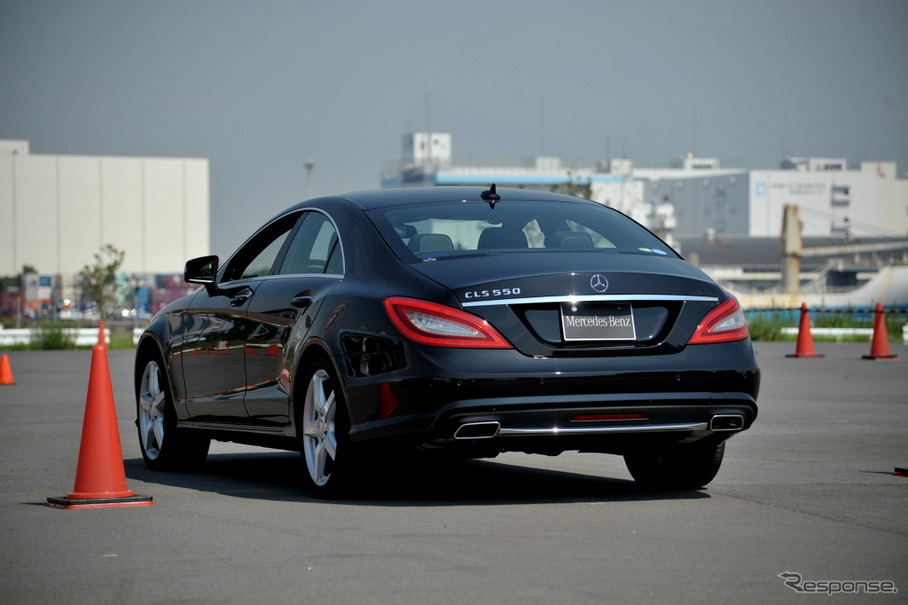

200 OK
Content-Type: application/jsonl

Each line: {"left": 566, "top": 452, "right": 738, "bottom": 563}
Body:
{"left": 624, "top": 440, "right": 726, "bottom": 490}
{"left": 136, "top": 352, "right": 210, "bottom": 471}
{"left": 299, "top": 360, "right": 354, "bottom": 497}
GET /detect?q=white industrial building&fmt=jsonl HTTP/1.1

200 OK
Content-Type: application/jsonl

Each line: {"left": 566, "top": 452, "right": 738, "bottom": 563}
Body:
{"left": 748, "top": 160, "right": 907, "bottom": 238}
{"left": 1, "top": 140, "right": 209, "bottom": 316}
{"left": 382, "top": 133, "right": 908, "bottom": 240}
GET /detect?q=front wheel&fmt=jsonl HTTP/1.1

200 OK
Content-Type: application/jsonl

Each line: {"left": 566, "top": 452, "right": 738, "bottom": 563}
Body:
{"left": 624, "top": 440, "right": 726, "bottom": 490}
{"left": 136, "top": 353, "right": 209, "bottom": 471}
{"left": 299, "top": 361, "right": 355, "bottom": 497}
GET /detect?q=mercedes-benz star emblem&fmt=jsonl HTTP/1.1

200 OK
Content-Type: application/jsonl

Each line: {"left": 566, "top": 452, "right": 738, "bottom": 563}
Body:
{"left": 590, "top": 274, "right": 609, "bottom": 293}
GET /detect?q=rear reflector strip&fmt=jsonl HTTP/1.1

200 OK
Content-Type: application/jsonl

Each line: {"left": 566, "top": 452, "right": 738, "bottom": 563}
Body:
{"left": 571, "top": 413, "right": 649, "bottom": 422}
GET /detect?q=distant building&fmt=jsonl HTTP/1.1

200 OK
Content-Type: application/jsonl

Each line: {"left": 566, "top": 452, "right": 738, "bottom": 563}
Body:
{"left": 381, "top": 133, "right": 908, "bottom": 241}
{"left": 0, "top": 140, "right": 209, "bottom": 318}
{"left": 748, "top": 160, "right": 907, "bottom": 238}
{"left": 381, "top": 132, "right": 678, "bottom": 244}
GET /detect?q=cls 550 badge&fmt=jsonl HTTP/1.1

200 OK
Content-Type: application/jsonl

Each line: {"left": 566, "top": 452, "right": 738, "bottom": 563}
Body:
{"left": 464, "top": 287, "right": 521, "bottom": 300}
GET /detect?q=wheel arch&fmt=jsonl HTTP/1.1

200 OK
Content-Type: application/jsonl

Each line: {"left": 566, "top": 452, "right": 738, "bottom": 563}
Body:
{"left": 290, "top": 339, "right": 343, "bottom": 433}
{"left": 135, "top": 334, "right": 166, "bottom": 387}
{"left": 134, "top": 332, "right": 188, "bottom": 420}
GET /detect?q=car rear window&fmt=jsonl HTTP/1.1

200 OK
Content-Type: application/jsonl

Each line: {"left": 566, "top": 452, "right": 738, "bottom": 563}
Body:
{"left": 368, "top": 200, "right": 678, "bottom": 263}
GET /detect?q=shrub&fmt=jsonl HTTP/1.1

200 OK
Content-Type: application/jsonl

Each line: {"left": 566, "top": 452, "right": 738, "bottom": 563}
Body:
{"left": 30, "top": 323, "right": 76, "bottom": 350}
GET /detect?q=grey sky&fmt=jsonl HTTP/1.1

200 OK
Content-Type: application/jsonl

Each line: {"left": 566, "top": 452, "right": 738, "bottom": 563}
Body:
{"left": 2, "top": 0, "right": 906, "bottom": 256}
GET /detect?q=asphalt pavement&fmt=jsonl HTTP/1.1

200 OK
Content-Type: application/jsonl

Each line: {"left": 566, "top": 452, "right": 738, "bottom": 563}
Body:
{"left": 1, "top": 341, "right": 906, "bottom": 604}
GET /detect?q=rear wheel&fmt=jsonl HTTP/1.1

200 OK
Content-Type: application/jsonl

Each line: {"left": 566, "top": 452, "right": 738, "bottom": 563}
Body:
{"left": 136, "top": 352, "right": 210, "bottom": 471}
{"left": 624, "top": 440, "right": 725, "bottom": 490}
{"left": 299, "top": 360, "right": 354, "bottom": 497}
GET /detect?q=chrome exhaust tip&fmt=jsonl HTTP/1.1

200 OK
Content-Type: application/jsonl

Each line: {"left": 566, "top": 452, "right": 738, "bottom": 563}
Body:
{"left": 454, "top": 421, "right": 501, "bottom": 440}
{"left": 709, "top": 414, "right": 745, "bottom": 431}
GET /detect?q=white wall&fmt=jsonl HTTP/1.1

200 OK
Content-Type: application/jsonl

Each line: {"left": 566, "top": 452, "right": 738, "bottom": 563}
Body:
{"left": 748, "top": 164, "right": 908, "bottom": 237}
{"left": 1, "top": 144, "right": 209, "bottom": 276}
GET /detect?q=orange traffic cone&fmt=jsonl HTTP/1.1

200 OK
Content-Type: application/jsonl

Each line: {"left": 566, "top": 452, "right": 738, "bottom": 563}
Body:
{"left": 0, "top": 354, "right": 16, "bottom": 385}
{"left": 97, "top": 319, "right": 107, "bottom": 347}
{"left": 47, "top": 345, "right": 153, "bottom": 509}
{"left": 862, "top": 302, "right": 899, "bottom": 361}
{"left": 786, "top": 302, "right": 824, "bottom": 358}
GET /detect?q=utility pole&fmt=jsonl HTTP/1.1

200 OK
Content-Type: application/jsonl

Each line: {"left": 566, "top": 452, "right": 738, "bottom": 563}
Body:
{"left": 304, "top": 158, "right": 315, "bottom": 198}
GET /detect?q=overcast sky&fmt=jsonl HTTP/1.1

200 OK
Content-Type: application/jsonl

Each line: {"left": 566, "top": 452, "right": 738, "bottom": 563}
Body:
{"left": 2, "top": 0, "right": 907, "bottom": 255}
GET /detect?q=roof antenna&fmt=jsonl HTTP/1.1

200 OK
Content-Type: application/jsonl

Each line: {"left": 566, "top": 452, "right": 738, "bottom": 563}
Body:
{"left": 481, "top": 183, "right": 500, "bottom": 208}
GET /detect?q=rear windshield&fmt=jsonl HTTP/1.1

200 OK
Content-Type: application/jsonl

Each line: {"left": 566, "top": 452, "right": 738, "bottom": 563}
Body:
{"left": 367, "top": 200, "right": 679, "bottom": 263}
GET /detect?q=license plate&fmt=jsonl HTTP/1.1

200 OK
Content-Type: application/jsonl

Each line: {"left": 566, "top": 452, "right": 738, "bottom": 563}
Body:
{"left": 560, "top": 303, "right": 636, "bottom": 341}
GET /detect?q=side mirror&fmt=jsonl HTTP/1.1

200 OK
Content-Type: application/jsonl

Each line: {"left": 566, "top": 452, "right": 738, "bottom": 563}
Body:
{"left": 184, "top": 255, "right": 219, "bottom": 285}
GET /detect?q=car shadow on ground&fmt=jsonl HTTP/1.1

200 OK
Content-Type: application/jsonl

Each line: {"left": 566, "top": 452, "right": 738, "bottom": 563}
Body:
{"left": 125, "top": 451, "right": 711, "bottom": 506}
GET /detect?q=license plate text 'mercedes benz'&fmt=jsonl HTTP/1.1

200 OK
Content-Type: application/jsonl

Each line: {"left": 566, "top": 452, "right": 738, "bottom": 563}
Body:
{"left": 560, "top": 303, "right": 636, "bottom": 341}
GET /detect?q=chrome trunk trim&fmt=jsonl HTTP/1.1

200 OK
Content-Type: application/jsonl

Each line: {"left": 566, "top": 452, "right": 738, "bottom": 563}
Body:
{"left": 497, "top": 422, "right": 709, "bottom": 436}
{"left": 462, "top": 294, "right": 717, "bottom": 308}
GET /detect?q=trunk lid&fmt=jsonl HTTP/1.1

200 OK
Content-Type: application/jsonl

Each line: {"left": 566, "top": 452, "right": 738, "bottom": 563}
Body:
{"left": 410, "top": 252, "right": 720, "bottom": 356}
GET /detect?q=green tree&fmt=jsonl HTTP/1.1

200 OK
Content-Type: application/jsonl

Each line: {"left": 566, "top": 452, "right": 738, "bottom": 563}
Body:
{"left": 552, "top": 171, "right": 593, "bottom": 199}
{"left": 78, "top": 244, "right": 126, "bottom": 318}
{"left": 0, "top": 265, "right": 37, "bottom": 289}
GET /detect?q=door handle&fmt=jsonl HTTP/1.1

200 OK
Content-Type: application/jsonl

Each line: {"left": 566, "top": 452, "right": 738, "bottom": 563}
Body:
{"left": 230, "top": 291, "right": 252, "bottom": 306}
{"left": 291, "top": 296, "right": 313, "bottom": 309}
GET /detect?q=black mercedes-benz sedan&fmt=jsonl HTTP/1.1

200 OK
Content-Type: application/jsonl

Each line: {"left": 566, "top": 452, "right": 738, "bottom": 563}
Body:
{"left": 135, "top": 186, "right": 759, "bottom": 496}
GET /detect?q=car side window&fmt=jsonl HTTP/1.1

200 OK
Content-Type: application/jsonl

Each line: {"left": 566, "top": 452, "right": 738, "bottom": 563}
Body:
{"left": 277, "top": 211, "right": 343, "bottom": 275}
{"left": 222, "top": 214, "right": 299, "bottom": 281}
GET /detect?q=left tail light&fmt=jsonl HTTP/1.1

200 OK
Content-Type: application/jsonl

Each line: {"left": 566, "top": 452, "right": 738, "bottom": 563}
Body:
{"left": 687, "top": 296, "right": 750, "bottom": 344}
{"left": 383, "top": 297, "right": 513, "bottom": 349}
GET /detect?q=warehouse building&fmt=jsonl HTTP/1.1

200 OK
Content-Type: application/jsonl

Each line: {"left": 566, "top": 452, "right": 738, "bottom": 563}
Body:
{"left": 1, "top": 140, "right": 209, "bottom": 318}
{"left": 382, "top": 132, "right": 908, "bottom": 240}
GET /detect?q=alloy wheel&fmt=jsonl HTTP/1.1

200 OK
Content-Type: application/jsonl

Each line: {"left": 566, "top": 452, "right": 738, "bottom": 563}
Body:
{"left": 138, "top": 360, "right": 166, "bottom": 461}
{"left": 302, "top": 368, "right": 338, "bottom": 487}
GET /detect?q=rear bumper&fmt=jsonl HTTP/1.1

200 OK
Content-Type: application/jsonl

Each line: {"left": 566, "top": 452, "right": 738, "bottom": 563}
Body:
{"left": 350, "top": 389, "right": 756, "bottom": 455}
{"left": 342, "top": 338, "right": 759, "bottom": 454}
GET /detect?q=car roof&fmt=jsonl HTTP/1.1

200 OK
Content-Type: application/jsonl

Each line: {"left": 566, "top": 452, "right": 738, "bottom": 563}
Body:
{"left": 294, "top": 186, "right": 598, "bottom": 211}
